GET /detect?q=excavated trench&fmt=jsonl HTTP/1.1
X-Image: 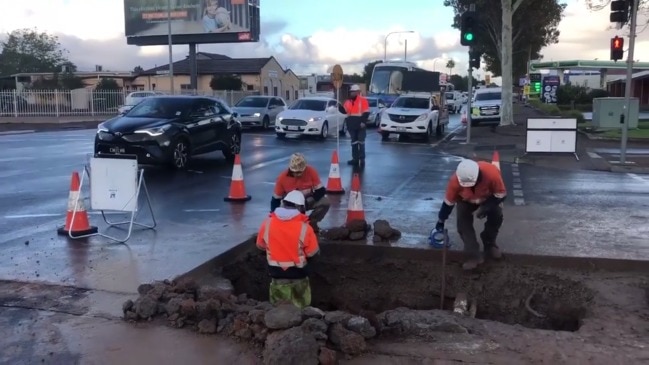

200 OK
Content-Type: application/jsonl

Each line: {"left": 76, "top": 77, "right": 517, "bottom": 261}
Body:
{"left": 220, "top": 243, "right": 594, "bottom": 333}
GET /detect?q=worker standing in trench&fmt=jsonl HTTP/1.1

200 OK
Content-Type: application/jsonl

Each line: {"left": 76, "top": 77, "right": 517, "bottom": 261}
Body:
{"left": 257, "top": 190, "right": 320, "bottom": 308}
{"left": 435, "top": 159, "right": 506, "bottom": 270}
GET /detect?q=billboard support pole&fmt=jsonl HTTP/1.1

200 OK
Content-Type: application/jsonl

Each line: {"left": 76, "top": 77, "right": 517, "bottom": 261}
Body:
{"left": 189, "top": 43, "right": 198, "bottom": 93}
{"left": 620, "top": 0, "right": 639, "bottom": 165}
{"left": 167, "top": 0, "right": 174, "bottom": 94}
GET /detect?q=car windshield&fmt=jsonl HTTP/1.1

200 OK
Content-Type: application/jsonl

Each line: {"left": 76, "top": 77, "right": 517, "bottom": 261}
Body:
{"left": 369, "top": 66, "right": 406, "bottom": 94}
{"left": 235, "top": 97, "right": 268, "bottom": 108}
{"left": 367, "top": 99, "right": 378, "bottom": 107}
{"left": 475, "top": 92, "right": 502, "bottom": 101}
{"left": 125, "top": 97, "right": 194, "bottom": 119}
{"left": 289, "top": 99, "right": 327, "bottom": 111}
{"left": 445, "top": 93, "right": 454, "bottom": 100}
{"left": 391, "top": 97, "right": 429, "bottom": 109}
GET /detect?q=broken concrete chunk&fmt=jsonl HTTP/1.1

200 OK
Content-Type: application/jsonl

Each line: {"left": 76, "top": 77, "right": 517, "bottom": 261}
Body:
{"left": 324, "top": 310, "right": 353, "bottom": 325}
{"left": 346, "top": 316, "right": 377, "bottom": 339}
{"left": 263, "top": 327, "right": 320, "bottom": 365}
{"left": 301, "top": 318, "right": 329, "bottom": 341}
{"left": 134, "top": 295, "right": 158, "bottom": 319}
{"left": 122, "top": 299, "right": 134, "bottom": 314}
{"left": 302, "top": 306, "right": 325, "bottom": 319}
{"left": 322, "top": 227, "right": 350, "bottom": 240}
{"left": 346, "top": 219, "right": 369, "bottom": 233}
{"left": 373, "top": 219, "right": 401, "bottom": 239}
{"left": 349, "top": 231, "right": 366, "bottom": 240}
{"left": 197, "top": 318, "right": 217, "bottom": 334}
{"left": 318, "top": 347, "right": 337, "bottom": 365}
{"left": 328, "top": 323, "right": 366, "bottom": 356}
{"left": 137, "top": 284, "right": 153, "bottom": 295}
{"left": 264, "top": 304, "right": 303, "bottom": 329}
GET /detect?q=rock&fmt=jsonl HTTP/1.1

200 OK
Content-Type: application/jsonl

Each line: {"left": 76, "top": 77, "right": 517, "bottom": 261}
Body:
{"left": 255, "top": 301, "right": 274, "bottom": 311}
{"left": 124, "top": 310, "right": 138, "bottom": 321}
{"left": 327, "top": 324, "right": 366, "bottom": 356}
{"left": 172, "top": 277, "right": 198, "bottom": 294}
{"left": 134, "top": 296, "right": 158, "bottom": 319}
{"left": 246, "top": 298, "right": 259, "bottom": 306}
{"left": 264, "top": 304, "right": 304, "bottom": 329}
{"left": 250, "top": 323, "right": 269, "bottom": 342}
{"left": 137, "top": 284, "right": 154, "bottom": 295}
{"left": 147, "top": 282, "right": 168, "bottom": 301}
{"left": 372, "top": 235, "right": 383, "bottom": 243}
{"left": 249, "top": 309, "right": 266, "bottom": 324}
{"left": 373, "top": 219, "right": 401, "bottom": 240}
{"left": 179, "top": 298, "right": 197, "bottom": 317}
{"left": 301, "top": 318, "right": 329, "bottom": 341}
{"left": 165, "top": 297, "right": 183, "bottom": 315}
{"left": 346, "top": 316, "right": 376, "bottom": 339}
{"left": 197, "top": 318, "right": 217, "bottom": 334}
{"left": 378, "top": 309, "right": 468, "bottom": 336}
{"left": 322, "top": 227, "right": 350, "bottom": 241}
{"left": 324, "top": 311, "right": 353, "bottom": 325}
{"left": 196, "top": 299, "right": 220, "bottom": 319}
{"left": 346, "top": 219, "right": 368, "bottom": 232}
{"left": 302, "top": 306, "right": 325, "bottom": 319}
{"left": 349, "top": 231, "right": 366, "bottom": 240}
{"left": 213, "top": 277, "right": 235, "bottom": 297}
{"left": 236, "top": 293, "right": 248, "bottom": 304}
{"left": 217, "top": 313, "right": 234, "bottom": 333}
{"left": 197, "top": 285, "right": 221, "bottom": 301}
{"left": 263, "top": 327, "right": 319, "bottom": 365}
{"left": 122, "top": 299, "right": 134, "bottom": 314}
{"left": 318, "top": 347, "right": 338, "bottom": 365}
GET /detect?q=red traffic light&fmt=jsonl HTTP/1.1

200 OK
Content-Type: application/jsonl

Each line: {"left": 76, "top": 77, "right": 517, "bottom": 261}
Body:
{"left": 611, "top": 36, "right": 624, "bottom": 50}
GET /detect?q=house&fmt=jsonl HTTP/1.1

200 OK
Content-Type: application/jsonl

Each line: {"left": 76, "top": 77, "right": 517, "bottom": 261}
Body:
{"left": 132, "top": 52, "right": 303, "bottom": 101}
{"left": 607, "top": 70, "right": 649, "bottom": 107}
{"left": 3, "top": 71, "right": 134, "bottom": 92}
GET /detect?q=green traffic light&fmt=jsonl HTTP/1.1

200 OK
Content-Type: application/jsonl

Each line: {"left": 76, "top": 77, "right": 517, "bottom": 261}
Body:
{"left": 464, "top": 33, "right": 474, "bottom": 41}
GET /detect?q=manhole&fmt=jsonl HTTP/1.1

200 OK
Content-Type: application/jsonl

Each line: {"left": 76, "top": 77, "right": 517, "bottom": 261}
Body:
{"left": 221, "top": 247, "right": 593, "bottom": 333}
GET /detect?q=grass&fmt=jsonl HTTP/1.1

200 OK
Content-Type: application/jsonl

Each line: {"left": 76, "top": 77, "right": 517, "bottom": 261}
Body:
{"left": 526, "top": 98, "right": 586, "bottom": 124}
{"left": 600, "top": 121, "right": 649, "bottom": 139}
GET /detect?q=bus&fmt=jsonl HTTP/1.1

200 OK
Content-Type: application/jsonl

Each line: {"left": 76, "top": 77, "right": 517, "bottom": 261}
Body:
{"left": 368, "top": 61, "right": 454, "bottom": 106}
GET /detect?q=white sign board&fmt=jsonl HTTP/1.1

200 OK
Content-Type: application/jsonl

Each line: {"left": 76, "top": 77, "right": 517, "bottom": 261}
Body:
{"left": 90, "top": 157, "right": 139, "bottom": 212}
{"left": 525, "top": 118, "right": 577, "bottom": 155}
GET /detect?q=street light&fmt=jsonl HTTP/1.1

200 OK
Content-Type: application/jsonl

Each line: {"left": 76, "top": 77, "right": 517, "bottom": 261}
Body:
{"left": 167, "top": 0, "right": 174, "bottom": 94}
{"left": 384, "top": 31, "right": 415, "bottom": 61}
{"left": 432, "top": 57, "right": 449, "bottom": 71}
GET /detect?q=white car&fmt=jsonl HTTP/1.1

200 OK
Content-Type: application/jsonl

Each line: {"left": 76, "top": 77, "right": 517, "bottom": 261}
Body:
{"left": 470, "top": 87, "right": 502, "bottom": 125}
{"left": 379, "top": 93, "right": 442, "bottom": 141}
{"left": 275, "top": 96, "right": 347, "bottom": 139}
{"left": 445, "top": 91, "right": 462, "bottom": 114}
{"left": 119, "top": 91, "right": 165, "bottom": 115}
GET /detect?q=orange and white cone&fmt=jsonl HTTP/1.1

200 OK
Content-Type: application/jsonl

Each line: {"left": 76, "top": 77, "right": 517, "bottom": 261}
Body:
{"left": 57, "top": 171, "right": 98, "bottom": 237}
{"left": 224, "top": 154, "right": 251, "bottom": 202}
{"left": 491, "top": 150, "right": 501, "bottom": 171}
{"left": 346, "top": 173, "right": 365, "bottom": 224}
{"left": 325, "top": 150, "right": 345, "bottom": 194}
{"left": 461, "top": 111, "right": 467, "bottom": 124}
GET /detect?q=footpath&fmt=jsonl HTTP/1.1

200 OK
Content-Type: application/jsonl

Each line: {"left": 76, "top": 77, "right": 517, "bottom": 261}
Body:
{"left": 439, "top": 104, "right": 649, "bottom": 173}
{"left": 0, "top": 116, "right": 105, "bottom": 134}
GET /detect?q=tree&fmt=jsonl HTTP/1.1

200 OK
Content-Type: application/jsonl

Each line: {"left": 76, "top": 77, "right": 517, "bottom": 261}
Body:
{"left": 446, "top": 59, "right": 456, "bottom": 75}
{"left": 361, "top": 60, "right": 383, "bottom": 87}
{"left": 444, "top": 0, "right": 565, "bottom": 126}
{"left": 210, "top": 74, "right": 243, "bottom": 90}
{"left": 133, "top": 66, "right": 144, "bottom": 73}
{"left": 95, "top": 78, "right": 120, "bottom": 90}
{"left": 0, "top": 28, "right": 70, "bottom": 76}
{"left": 449, "top": 74, "right": 478, "bottom": 91}
{"left": 343, "top": 73, "right": 364, "bottom": 83}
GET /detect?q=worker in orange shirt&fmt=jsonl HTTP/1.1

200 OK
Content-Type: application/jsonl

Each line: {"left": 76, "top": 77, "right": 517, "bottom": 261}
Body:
{"left": 343, "top": 84, "right": 370, "bottom": 167}
{"left": 257, "top": 190, "right": 320, "bottom": 309}
{"left": 271, "top": 153, "right": 330, "bottom": 233}
{"left": 435, "top": 159, "right": 506, "bottom": 270}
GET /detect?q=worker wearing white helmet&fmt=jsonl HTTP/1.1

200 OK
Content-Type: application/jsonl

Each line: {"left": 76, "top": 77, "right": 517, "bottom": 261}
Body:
{"left": 436, "top": 159, "right": 507, "bottom": 270}
{"left": 343, "top": 84, "right": 370, "bottom": 167}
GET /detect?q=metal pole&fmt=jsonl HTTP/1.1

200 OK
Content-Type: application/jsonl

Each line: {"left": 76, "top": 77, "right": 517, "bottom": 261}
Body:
{"left": 620, "top": 0, "right": 639, "bottom": 164}
{"left": 336, "top": 86, "right": 340, "bottom": 154}
{"left": 167, "top": 0, "right": 174, "bottom": 94}
{"left": 467, "top": 65, "right": 473, "bottom": 144}
{"left": 404, "top": 39, "right": 408, "bottom": 61}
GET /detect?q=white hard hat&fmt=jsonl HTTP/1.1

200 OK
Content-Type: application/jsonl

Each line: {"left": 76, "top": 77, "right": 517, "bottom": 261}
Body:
{"left": 350, "top": 84, "right": 360, "bottom": 92}
{"left": 456, "top": 159, "right": 480, "bottom": 187}
{"left": 283, "top": 190, "right": 305, "bottom": 206}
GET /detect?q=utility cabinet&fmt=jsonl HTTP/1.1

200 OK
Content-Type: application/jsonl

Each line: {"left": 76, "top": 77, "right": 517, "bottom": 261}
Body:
{"left": 592, "top": 97, "right": 639, "bottom": 129}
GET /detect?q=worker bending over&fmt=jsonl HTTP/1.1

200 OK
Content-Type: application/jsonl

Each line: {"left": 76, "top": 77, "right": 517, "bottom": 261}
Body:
{"left": 271, "top": 153, "right": 330, "bottom": 232}
{"left": 257, "top": 190, "right": 320, "bottom": 309}
{"left": 436, "top": 159, "right": 506, "bottom": 270}
{"left": 343, "top": 84, "right": 370, "bottom": 167}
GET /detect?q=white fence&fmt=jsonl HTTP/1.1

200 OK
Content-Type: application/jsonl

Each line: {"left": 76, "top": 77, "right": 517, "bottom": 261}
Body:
{"left": 0, "top": 89, "right": 309, "bottom": 118}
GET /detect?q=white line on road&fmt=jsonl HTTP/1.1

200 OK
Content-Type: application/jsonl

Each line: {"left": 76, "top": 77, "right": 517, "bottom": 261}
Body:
{"left": 627, "top": 173, "right": 649, "bottom": 185}
{"left": 510, "top": 163, "right": 526, "bottom": 206}
{"left": 587, "top": 152, "right": 602, "bottom": 159}
{"left": 183, "top": 209, "right": 221, "bottom": 212}
{"left": 4, "top": 213, "right": 61, "bottom": 219}
{"left": 0, "top": 157, "right": 35, "bottom": 162}
{"left": 0, "top": 130, "right": 35, "bottom": 136}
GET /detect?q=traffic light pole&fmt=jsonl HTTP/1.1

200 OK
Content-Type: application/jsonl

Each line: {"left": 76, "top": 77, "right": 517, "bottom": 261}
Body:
{"left": 466, "top": 65, "right": 473, "bottom": 144}
{"left": 620, "top": 0, "right": 639, "bottom": 164}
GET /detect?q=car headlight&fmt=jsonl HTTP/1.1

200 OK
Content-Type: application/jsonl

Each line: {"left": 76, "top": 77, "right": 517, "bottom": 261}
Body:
{"left": 253, "top": 112, "right": 261, "bottom": 117}
{"left": 134, "top": 124, "right": 171, "bottom": 136}
{"left": 415, "top": 114, "right": 428, "bottom": 122}
{"left": 307, "top": 117, "right": 322, "bottom": 123}
{"left": 97, "top": 123, "right": 108, "bottom": 133}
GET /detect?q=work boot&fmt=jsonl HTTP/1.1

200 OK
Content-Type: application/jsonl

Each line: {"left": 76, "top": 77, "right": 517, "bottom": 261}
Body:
{"left": 347, "top": 159, "right": 359, "bottom": 166}
{"left": 462, "top": 256, "right": 484, "bottom": 271}
{"left": 486, "top": 245, "right": 502, "bottom": 259}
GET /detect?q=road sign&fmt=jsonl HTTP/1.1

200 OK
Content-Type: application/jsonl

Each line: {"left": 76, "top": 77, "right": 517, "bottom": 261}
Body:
{"left": 523, "top": 85, "right": 530, "bottom": 96}
{"left": 331, "top": 64, "right": 343, "bottom": 89}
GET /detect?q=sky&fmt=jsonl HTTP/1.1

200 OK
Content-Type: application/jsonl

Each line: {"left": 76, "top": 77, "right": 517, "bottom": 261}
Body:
{"left": 1, "top": 0, "right": 648, "bottom": 82}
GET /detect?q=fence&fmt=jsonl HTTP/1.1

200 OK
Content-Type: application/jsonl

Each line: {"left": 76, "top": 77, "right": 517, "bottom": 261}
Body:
{"left": 0, "top": 89, "right": 309, "bottom": 118}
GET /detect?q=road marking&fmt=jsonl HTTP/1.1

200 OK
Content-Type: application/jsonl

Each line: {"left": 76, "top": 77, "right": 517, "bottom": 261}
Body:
{"left": 0, "top": 157, "right": 35, "bottom": 162}
{"left": 627, "top": 173, "right": 649, "bottom": 185}
{"left": 510, "top": 163, "right": 525, "bottom": 206}
{"left": 4, "top": 213, "right": 61, "bottom": 219}
{"left": 183, "top": 209, "right": 221, "bottom": 213}
{"left": 0, "top": 130, "right": 36, "bottom": 136}
{"left": 587, "top": 151, "right": 602, "bottom": 159}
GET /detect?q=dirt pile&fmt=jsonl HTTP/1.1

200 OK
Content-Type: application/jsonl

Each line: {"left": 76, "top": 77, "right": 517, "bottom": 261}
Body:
{"left": 321, "top": 219, "right": 401, "bottom": 242}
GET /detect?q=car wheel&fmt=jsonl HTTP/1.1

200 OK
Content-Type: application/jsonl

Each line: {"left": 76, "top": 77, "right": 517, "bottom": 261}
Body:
{"left": 222, "top": 131, "right": 241, "bottom": 161}
{"left": 276, "top": 132, "right": 286, "bottom": 139}
{"left": 426, "top": 121, "right": 434, "bottom": 141}
{"left": 380, "top": 131, "right": 390, "bottom": 141}
{"left": 170, "top": 138, "right": 190, "bottom": 170}
{"left": 262, "top": 115, "right": 270, "bottom": 129}
{"left": 320, "top": 121, "right": 329, "bottom": 140}
{"left": 339, "top": 120, "right": 347, "bottom": 136}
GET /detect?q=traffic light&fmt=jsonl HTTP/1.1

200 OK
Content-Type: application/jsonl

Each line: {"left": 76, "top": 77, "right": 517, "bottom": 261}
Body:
{"left": 610, "top": 0, "right": 629, "bottom": 23}
{"left": 460, "top": 11, "right": 478, "bottom": 46}
{"left": 469, "top": 50, "right": 481, "bottom": 69}
{"left": 610, "top": 36, "right": 624, "bottom": 61}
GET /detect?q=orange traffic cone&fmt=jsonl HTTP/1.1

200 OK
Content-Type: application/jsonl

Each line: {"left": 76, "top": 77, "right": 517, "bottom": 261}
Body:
{"left": 346, "top": 173, "right": 365, "bottom": 224}
{"left": 224, "top": 154, "right": 251, "bottom": 202}
{"left": 491, "top": 150, "right": 501, "bottom": 171}
{"left": 57, "top": 171, "right": 98, "bottom": 237}
{"left": 461, "top": 111, "right": 467, "bottom": 124}
{"left": 325, "top": 150, "right": 345, "bottom": 194}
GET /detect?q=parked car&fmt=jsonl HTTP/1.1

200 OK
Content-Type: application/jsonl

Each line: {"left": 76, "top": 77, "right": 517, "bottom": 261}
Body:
{"left": 469, "top": 87, "right": 502, "bottom": 125}
{"left": 379, "top": 93, "right": 444, "bottom": 141}
{"left": 95, "top": 95, "right": 242, "bottom": 169}
{"left": 445, "top": 91, "right": 462, "bottom": 114}
{"left": 118, "top": 91, "right": 165, "bottom": 115}
{"left": 275, "top": 96, "right": 347, "bottom": 139}
{"left": 232, "top": 95, "right": 287, "bottom": 129}
{"left": 366, "top": 96, "right": 387, "bottom": 127}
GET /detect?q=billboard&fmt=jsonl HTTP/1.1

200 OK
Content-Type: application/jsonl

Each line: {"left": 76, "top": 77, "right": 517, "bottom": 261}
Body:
{"left": 124, "top": 0, "right": 260, "bottom": 46}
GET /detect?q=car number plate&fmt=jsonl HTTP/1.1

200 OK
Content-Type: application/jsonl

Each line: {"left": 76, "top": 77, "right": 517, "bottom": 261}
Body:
{"left": 396, "top": 127, "right": 407, "bottom": 132}
{"left": 287, "top": 126, "right": 299, "bottom": 131}
{"left": 110, "top": 147, "right": 126, "bottom": 154}
{"left": 482, "top": 110, "right": 497, "bottom": 115}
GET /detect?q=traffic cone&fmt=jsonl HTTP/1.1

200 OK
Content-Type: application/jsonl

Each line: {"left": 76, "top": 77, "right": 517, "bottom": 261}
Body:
{"left": 491, "top": 150, "right": 501, "bottom": 171}
{"left": 325, "top": 150, "right": 345, "bottom": 194}
{"left": 57, "top": 171, "right": 98, "bottom": 237}
{"left": 461, "top": 111, "right": 467, "bottom": 124}
{"left": 346, "top": 173, "right": 365, "bottom": 224}
{"left": 224, "top": 154, "right": 251, "bottom": 202}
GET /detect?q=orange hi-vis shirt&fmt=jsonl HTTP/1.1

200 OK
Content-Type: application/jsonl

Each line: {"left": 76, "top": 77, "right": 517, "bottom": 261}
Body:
{"left": 273, "top": 165, "right": 324, "bottom": 199}
{"left": 343, "top": 95, "right": 369, "bottom": 116}
{"left": 444, "top": 161, "right": 507, "bottom": 205}
{"left": 256, "top": 212, "right": 319, "bottom": 269}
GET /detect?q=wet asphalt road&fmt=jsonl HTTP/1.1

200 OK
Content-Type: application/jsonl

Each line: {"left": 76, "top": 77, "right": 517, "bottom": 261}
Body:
{"left": 1, "top": 113, "right": 648, "bottom": 293}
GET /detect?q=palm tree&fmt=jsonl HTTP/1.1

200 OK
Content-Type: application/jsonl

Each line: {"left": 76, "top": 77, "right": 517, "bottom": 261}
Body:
{"left": 446, "top": 59, "right": 455, "bottom": 75}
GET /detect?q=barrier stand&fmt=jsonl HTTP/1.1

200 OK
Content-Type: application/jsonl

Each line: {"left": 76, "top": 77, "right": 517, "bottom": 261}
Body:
{"left": 71, "top": 154, "right": 156, "bottom": 243}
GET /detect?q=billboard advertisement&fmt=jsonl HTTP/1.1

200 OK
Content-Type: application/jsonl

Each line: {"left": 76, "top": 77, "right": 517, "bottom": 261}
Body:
{"left": 541, "top": 75, "right": 560, "bottom": 104}
{"left": 124, "top": 0, "right": 260, "bottom": 46}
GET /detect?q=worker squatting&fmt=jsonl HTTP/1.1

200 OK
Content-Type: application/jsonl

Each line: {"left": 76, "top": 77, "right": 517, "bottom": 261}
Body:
{"left": 255, "top": 152, "right": 507, "bottom": 309}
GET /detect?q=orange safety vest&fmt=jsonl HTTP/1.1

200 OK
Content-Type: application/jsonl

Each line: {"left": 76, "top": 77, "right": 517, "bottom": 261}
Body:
{"left": 444, "top": 161, "right": 507, "bottom": 205}
{"left": 343, "top": 95, "right": 369, "bottom": 117}
{"left": 256, "top": 213, "right": 319, "bottom": 269}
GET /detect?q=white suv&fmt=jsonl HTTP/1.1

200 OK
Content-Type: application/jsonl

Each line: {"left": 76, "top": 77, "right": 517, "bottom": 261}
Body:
{"left": 470, "top": 87, "right": 502, "bottom": 125}
{"left": 379, "top": 94, "right": 442, "bottom": 141}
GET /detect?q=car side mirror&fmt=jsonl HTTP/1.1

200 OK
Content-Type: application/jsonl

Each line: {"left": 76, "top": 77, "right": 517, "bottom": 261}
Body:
{"left": 232, "top": 112, "right": 238, "bottom": 117}
{"left": 378, "top": 103, "right": 385, "bottom": 108}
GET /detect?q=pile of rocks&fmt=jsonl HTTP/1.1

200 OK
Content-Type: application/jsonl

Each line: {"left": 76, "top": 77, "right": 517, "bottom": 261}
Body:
{"left": 321, "top": 219, "right": 401, "bottom": 242}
